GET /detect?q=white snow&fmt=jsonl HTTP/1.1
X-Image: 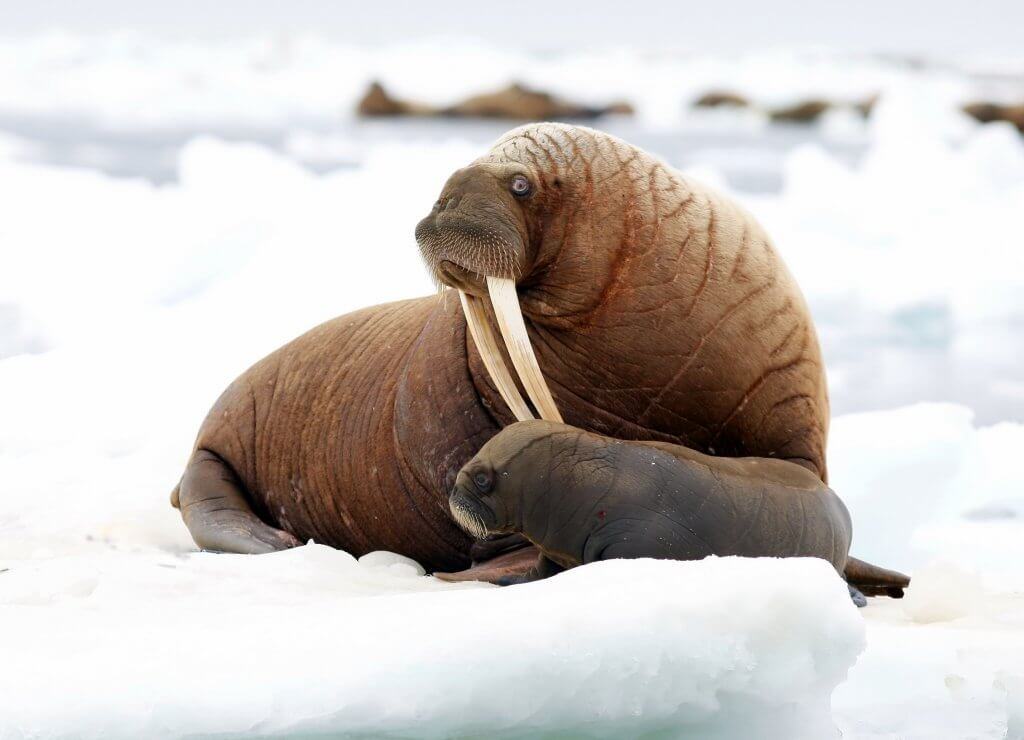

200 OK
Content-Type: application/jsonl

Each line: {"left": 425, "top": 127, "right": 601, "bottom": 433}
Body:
{"left": 835, "top": 587, "right": 1024, "bottom": 739}
{"left": 1, "top": 34, "right": 1023, "bottom": 739}
{"left": 0, "top": 554, "right": 864, "bottom": 739}
{"left": 830, "top": 404, "right": 1024, "bottom": 588}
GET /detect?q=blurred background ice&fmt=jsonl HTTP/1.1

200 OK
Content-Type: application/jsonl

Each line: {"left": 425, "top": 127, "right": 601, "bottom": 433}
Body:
{"left": 2, "top": 2, "right": 1022, "bottom": 421}
{"left": 1, "top": 2, "right": 1023, "bottom": 738}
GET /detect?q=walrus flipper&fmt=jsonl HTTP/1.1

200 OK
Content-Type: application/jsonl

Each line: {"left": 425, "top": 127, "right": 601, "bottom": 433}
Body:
{"left": 494, "top": 553, "right": 565, "bottom": 586}
{"left": 174, "top": 449, "right": 302, "bottom": 554}
{"left": 844, "top": 556, "right": 910, "bottom": 599}
{"left": 432, "top": 545, "right": 540, "bottom": 584}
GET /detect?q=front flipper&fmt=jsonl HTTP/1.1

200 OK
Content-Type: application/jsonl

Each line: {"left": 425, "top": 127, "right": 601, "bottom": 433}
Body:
{"left": 433, "top": 544, "right": 540, "bottom": 584}
{"left": 844, "top": 556, "right": 911, "bottom": 599}
{"left": 173, "top": 449, "right": 302, "bottom": 554}
{"left": 494, "top": 554, "right": 565, "bottom": 586}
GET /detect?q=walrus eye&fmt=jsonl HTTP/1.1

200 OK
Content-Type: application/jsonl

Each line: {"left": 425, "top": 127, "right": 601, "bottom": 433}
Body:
{"left": 510, "top": 175, "right": 532, "bottom": 198}
{"left": 473, "top": 470, "right": 493, "bottom": 493}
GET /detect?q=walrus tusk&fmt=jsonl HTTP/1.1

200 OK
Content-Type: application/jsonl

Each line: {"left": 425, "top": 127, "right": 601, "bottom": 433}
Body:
{"left": 486, "top": 276, "right": 563, "bottom": 423}
{"left": 458, "top": 290, "right": 535, "bottom": 422}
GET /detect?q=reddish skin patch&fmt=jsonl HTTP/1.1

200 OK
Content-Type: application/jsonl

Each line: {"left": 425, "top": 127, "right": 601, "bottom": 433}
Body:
{"left": 597, "top": 510, "right": 606, "bottom": 520}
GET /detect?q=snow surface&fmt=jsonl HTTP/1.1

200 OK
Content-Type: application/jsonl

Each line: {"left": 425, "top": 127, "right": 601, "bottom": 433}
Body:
{"left": 0, "top": 554, "right": 866, "bottom": 739}
{"left": 1, "top": 35, "right": 1023, "bottom": 739}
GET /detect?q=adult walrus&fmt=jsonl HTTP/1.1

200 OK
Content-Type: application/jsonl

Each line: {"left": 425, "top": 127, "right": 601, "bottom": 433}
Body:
{"left": 448, "top": 420, "right": 907, "bottom": 603}
{"left": 171, "top": 122, "right": 904, "bottom": 594}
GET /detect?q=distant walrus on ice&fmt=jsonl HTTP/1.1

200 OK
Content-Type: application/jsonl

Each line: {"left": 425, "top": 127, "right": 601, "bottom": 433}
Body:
{"left": 171, "top": 122, "right": 908, "bottom": 597}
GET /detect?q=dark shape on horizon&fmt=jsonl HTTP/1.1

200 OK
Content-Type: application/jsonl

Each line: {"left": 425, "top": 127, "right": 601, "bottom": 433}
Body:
{"left": 356, "top": 81, "right": 633, "bottom": 121}
{"left": 768, "top": 99, "right": 832, "bottom": 123}
{"left": 963, "top": 101, "right": 1024, "bottom": 134}
{"left": 356, "top": 81, "right": 434, "bottom": 117}
{"left": 692, "top": 91, "right": 751, "bottom": 108}
{"left": 692, "top": 91, "right": 879, "bottom": 122}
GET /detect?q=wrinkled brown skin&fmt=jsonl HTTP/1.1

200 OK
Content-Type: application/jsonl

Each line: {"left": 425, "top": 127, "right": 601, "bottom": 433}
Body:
{"left": 448, "top": 421, "right": 909, "bottom": 603}
{"left": 173, "top": 123, "right": 835, "bottom": 575}
{"left": 173, "top": 298, "right": 492, "bottom": 568}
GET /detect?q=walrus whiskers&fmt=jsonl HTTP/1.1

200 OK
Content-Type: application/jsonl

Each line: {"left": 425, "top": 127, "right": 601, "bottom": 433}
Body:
{"left": 450, "top": 499, "right": 487, "bottom": 539}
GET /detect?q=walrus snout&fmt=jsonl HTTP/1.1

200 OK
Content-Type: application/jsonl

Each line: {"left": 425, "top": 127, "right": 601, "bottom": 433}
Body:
{"left": 448, "top": 483, "right": 496, "bottom": 539}
{"left": 415, "top": 176, "right": 526, "bottom": 285}
{"left": 416, "top": 210, "right": 521, "bottom": 280}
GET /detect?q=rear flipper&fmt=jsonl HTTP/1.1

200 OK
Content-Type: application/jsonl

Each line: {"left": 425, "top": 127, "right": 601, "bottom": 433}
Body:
{"left": 844, "top": 556, "right": 910, "bottom": 599}
{"left": 172, "top": 449, "right": 302, "bottom": 554}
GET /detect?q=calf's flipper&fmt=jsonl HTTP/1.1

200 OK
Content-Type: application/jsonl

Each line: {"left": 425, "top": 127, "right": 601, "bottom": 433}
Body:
{"left": 844, "top": 556, "right": 910, "bottom": 598}
{"left": 495, "top": 554, "right": 565, "bottom": 586}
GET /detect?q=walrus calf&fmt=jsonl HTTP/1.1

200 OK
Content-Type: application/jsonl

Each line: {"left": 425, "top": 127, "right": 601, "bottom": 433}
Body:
{"left": 449, "top": 421, "right": 907, "bottom": 604}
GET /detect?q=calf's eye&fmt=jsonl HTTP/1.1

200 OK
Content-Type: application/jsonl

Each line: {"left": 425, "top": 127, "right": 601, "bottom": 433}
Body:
{"left": 473, "top": 470, "right": 493, "bottom": 492}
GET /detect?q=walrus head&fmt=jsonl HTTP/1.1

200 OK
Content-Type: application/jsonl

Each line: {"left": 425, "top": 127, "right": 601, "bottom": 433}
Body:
{"left": 415, "top": 162, "right": 536, "bottom": 293}
{"left": 449, "top": 420, "right": 622, "bottom": 554}
{"left": 446, "top": 421, "right": 562, "bottom": 539}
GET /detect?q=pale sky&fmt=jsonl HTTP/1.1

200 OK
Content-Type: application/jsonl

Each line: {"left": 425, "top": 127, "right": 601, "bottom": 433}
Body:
{"left": 1, "top": 0, "right": 1023, "bottom": 58}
